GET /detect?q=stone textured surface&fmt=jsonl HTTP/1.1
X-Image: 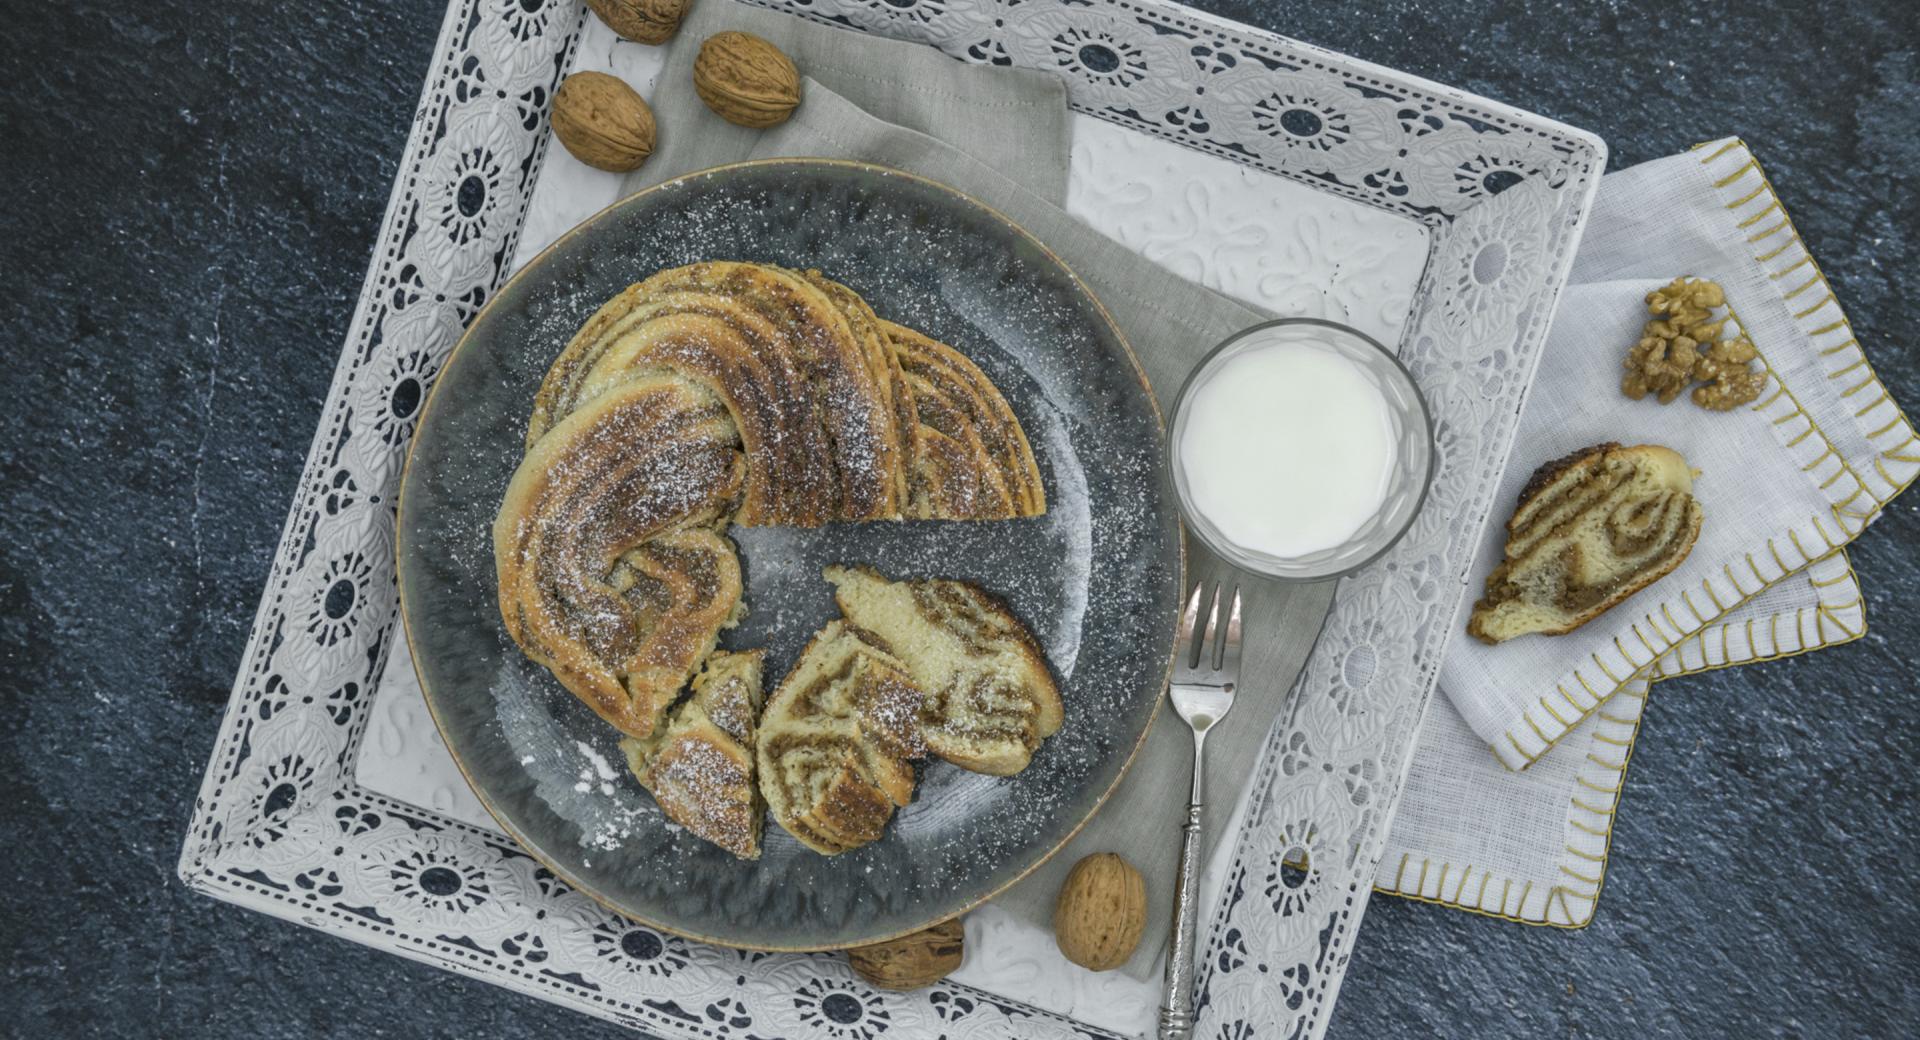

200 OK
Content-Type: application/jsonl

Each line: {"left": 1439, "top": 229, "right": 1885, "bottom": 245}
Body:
{"left": 1, "top": 0, "right": 1915, "bottom": 1037}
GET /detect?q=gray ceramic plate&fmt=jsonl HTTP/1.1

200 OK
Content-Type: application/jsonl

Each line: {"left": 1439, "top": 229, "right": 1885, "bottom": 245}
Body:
{"left": 397, "top": 159, "right": 1180, "bottom": 951}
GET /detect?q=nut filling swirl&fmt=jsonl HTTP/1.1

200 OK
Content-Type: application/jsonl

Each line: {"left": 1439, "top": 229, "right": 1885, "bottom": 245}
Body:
{"left": 1468, "top": 443, "right": 1704, "bottom": 645}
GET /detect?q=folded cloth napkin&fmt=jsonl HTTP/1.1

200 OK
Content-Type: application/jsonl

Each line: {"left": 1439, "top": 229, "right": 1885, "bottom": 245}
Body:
{"left": 1382, "top": 551, "right": 1865, "bottom": 924}
{"left": 620, "top": 0, "right": 1337, "bottom": 975}
{"left": 1440, "top": 140, "right": 1914, "bottom": 771}
{"left": 1378, "top": 141, "right": 1908, "bottom": 921}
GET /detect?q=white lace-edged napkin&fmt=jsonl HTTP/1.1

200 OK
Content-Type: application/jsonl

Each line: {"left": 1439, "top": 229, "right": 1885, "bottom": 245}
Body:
{"left": 1437, "top": 141, "right": 1915, "bottom": 772}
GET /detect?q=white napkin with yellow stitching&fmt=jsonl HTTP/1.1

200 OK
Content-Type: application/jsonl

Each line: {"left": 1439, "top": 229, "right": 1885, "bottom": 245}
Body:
{"left": 1374, "top": 140, "right": 1908, "bottom": 924}
{"left": 1380, "top": 548, "right": 1863, "bottom": 924}
{"left": 1437, "top": 142, "right": 1909, "bottom": 772}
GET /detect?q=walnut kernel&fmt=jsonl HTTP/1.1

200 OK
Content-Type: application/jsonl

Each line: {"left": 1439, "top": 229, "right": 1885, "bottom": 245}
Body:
{"left": 1622, "top": 332, "right": 1698, "bottom": 403}
{"left": 1621, "top": 276, "right": 1762, "bottom": 412}
{"left": 1646, "top": 277, "right": 1725, "bottom": 324}
{"left": 1691, "top": 337, "right": 1765, "bottom": 410}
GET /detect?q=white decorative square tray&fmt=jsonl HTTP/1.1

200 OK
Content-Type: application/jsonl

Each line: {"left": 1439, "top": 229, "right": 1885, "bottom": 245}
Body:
{"left": 178, "top": 1, "right": 1604, "bottom": 1037}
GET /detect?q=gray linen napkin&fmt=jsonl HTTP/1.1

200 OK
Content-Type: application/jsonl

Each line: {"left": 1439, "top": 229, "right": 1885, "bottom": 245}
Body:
{"left": 630, "top": 0, "right": 1071, "bottom": 200}
{"left": 622, "top": 0, "right": 1338, "bottom": 976}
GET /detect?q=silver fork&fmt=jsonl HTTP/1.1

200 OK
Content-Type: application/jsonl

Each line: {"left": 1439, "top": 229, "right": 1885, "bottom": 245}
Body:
{"left": 1157, "top": 580, "right": 1242, "bottom": 1040}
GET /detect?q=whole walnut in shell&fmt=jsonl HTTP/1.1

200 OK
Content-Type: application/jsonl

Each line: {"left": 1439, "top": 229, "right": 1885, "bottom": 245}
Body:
{"left": 693, "top": 31, "right": 801, "bottom": 128}
{"left": 847, "top": 919, "right": 964, "bottom": 991}
{"left": 1053, "top": 853, "right": 1146, "bottom": 971}
{"left": 585, "top": 0, "right": 692, "bottom": 45}
{"left": 550, "top": 72, "right": 656, "bottom": 172}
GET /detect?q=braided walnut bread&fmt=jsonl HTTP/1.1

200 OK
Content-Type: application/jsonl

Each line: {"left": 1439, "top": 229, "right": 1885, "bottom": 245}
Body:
{"left": 493, "top": 375, "right": 744, "bottom": 738}
{"left": 494, "top": 262, "right": 1052, "bottom": 856}
{"left": 496, "top": 262, "right": 1045, "bottom": 743}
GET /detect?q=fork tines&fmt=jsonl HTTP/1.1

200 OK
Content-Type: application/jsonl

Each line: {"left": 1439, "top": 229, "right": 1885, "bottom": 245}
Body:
{"left": 1175, "top": 580, "right": 1242, "bottom": 683}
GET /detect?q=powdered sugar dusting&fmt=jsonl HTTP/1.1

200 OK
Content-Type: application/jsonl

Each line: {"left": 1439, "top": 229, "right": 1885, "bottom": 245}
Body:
{"left": 574, "top": 740, "right": 620, "bottom": 797}
{"left": 576, "top": 740, "right": 619, "bottom": 781}
{"left": 416, "top": 164, "right": 1178, "bottom": 944}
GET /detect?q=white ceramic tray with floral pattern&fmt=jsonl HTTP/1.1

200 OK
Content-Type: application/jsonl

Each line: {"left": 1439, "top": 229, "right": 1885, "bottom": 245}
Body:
{"left": 177, "top": 1, "right": 1604, "bottom": 1037}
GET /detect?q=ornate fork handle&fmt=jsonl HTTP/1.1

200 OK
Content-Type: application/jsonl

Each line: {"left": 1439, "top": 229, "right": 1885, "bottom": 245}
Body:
{"left": 1158, "top": 582, "right": 1239, "bottom": 1039}
{"left": 1159, "top": 726, "right": 1209, "bottom": 1040}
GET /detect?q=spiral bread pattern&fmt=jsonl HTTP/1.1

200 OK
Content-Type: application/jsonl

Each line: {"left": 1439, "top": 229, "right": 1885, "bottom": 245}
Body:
{"left": 495, "top": 261, "right": 1055, "bottom": 857}
{"left": 1467, "top": 442, "right": 1703, "bottom": 644}
{"left": 826, "top": 565, "right": 1062, "bottom": 778}
{"left": 756, "top": 621, "right": 927, "bottom": 856}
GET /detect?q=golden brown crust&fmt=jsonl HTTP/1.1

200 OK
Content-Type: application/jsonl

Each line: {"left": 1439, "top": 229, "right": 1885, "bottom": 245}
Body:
{"left": 882, "top": 321, "right": 1047, "bottom": 520}
{"left": 802, "top": 270, "right": 912, "bottom": 513}
{"left": 493, "top": 377, "right": 744, "bottom": 738}
{"left": 1510, "top": 441, "right": 1621, "bottom": 533}
{"left": 525, "top": 262, "right": 861, "bottom": 525}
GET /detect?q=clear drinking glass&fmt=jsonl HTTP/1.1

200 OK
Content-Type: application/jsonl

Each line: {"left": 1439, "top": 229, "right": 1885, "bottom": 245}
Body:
{"left": 1168, "top": 318, "right": 1435, "bottom": 582}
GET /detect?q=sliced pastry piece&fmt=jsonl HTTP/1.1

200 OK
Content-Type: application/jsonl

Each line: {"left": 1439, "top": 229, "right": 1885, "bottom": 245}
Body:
{"left": 1467, "top": 443, "right": 1704, "bottom": 645}
{"left": 493, "top": 375, "right": 746, "bottom": 739}
{"left": 619, "top": 650, "right": 767, "bottom": 859}
{"left": 824, "top": 565, "right": 1061, "bottom": 777}
{"left": 686, "top": 647, "right": 765, "bottom": 746}
{"left": 756, "top": 622, "right": 926, "bottom": 855}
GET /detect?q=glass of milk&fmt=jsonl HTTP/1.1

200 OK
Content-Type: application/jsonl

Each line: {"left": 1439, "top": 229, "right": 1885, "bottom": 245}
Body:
{"left": 1168, "top": 318, "right": 1434, "bottom": 581}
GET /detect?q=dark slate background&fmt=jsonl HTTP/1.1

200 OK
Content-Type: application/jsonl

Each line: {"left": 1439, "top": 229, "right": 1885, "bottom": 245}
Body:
{"left": 2, "top": 0, "right": 1915, "bottom": 1036}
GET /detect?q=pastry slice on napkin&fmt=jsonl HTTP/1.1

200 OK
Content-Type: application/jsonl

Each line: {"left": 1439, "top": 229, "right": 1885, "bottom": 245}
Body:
{"left": 1395, "top": 139, "right": 1907, "bottom": 929}
{"left": 1468, "top": 442, "right": 1704, "bottom": 644}
{"left": 1442, "top": 279, "right": 1882, "bottom": 771}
